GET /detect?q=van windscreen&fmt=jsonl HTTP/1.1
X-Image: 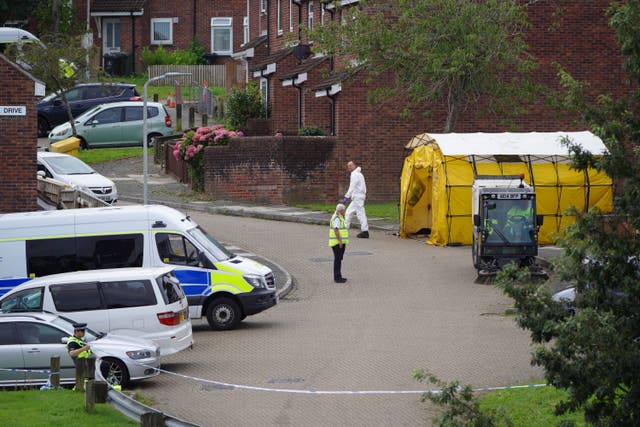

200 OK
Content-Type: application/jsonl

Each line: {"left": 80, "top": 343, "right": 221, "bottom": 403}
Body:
{"left": 188, "top": 226, "right": 233, "bottom": 262}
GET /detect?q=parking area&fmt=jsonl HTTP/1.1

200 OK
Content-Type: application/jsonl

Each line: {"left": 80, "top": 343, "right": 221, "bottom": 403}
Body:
{"left": 133, "top": 212, "right": 542, "bottom": 426}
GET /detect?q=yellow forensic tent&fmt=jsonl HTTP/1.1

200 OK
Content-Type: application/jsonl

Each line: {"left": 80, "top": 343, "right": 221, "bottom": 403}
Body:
{"left": 399, "top": 131, "right": 613, "bottom": 246}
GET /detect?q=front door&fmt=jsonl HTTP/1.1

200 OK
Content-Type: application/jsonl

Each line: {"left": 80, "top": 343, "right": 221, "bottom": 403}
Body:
{"left": 102, "top": 18, "right": 121, "bottom": 67}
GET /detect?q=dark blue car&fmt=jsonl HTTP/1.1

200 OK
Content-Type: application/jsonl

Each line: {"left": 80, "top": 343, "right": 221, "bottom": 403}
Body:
{"left": 37, "top": 83, "right": 140, "bottom": 137}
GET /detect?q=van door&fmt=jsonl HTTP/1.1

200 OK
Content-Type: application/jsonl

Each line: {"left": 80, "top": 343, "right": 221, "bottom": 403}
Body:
{"left": 47, "top": 282, "right": 110, "bottom": 334}
{"left": 99, "top": 279, "right": 158, "bottom": 334}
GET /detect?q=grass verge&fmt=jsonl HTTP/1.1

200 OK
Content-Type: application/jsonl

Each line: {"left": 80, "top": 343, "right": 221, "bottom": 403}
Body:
{"left": 291, "top": 202, "right": 400, "bottom": 223}
{"left": 478, "top": 385, "right": 585, "bottom": 426}
{"left": 78, "top": 147, "right": 150, "bottom": 165}
{"left": 0, "top": 389, "right": 137, "bottom": 426}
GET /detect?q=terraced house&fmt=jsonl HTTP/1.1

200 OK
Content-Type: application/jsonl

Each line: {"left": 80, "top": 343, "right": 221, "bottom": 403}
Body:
{"left": 79, "top": 1, "right": 629, "bottom": 202}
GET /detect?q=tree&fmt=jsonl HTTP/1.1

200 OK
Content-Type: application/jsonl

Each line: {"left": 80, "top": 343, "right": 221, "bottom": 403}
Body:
{"left": 7, "top": 32, "right": 100, "bottom": 136}
{"left": 306, "top": 0, "right": 538, "bottom": 132}
{"left": 498, "top": 2, "right": 640, "bottom": 424}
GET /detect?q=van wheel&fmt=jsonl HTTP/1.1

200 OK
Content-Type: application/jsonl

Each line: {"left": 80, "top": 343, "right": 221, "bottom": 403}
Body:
{"left": 100, "top": 358, "right": 129, "bottom": 387}
{"left": 206, "top": 298, "right": 241, "bottom": 330}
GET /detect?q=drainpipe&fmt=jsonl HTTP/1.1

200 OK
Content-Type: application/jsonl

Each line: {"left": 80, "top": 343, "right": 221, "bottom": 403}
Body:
{"left": 193, "top": 0, "right": 197, "bottom": 39}
{"left": 266, "top": 0, "right": 270, "bottom": 55}
{"left": 130, "top": 11, "right": 135, "bottom": 74}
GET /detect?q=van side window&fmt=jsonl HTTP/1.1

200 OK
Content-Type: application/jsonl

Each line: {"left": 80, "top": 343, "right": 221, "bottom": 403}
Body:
{"left": 156, "top": 233, "right": 199, "bottom": 266}
{"left": 76, "top": 234, "right": 144, "bottom": 270}
{"left": 101, "top": 280, "right": 157, "bottom": 308}
{"left": 0, "top": 287, "right": 44, "bottom": 313}
{"left": 50, "top": 282, "right": 102, "bottom": 312}
{"left": 27, "top": 238, "right": 77, "bottom": 277}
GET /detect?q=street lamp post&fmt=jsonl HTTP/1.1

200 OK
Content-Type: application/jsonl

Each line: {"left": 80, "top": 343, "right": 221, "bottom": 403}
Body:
{"left": 143, "top": 72, "right": 191, "bottom": 205}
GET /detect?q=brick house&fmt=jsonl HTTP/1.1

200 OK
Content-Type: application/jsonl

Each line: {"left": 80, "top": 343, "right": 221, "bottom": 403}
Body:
{"left": 232, "top": 0, "right": 630, "bottom": 202}
{"left": 77, "top": 0, "right": 249, "bottom": 75}
{"left": 0, "top": 54, "right": 44, "bottom": 213}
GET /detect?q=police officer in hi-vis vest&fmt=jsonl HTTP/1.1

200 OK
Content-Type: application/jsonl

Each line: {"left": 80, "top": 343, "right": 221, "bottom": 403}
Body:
{"left": 66, "top": 322, "right": 93, "bottom": 363}
{"left": 329, "top": 203, "right": 349, "bottom": 283}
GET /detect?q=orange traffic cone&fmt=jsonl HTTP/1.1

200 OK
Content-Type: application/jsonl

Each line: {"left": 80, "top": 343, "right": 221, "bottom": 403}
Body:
{"left": 169, "top": 91, "right": 176, "bottom": 108}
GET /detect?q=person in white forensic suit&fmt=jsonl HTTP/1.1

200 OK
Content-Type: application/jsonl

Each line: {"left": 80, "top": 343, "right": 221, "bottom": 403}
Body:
{"left": 343, "top": 161, "right": 369, "bottom": 238}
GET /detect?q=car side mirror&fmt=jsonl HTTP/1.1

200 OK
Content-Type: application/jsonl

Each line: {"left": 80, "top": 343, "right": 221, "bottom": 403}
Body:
{"left": 536, "top": 215, "right": 544, "bottom": 226}
{"left": 53, "top": 98, "right": 63, "bottom": 106}
{"left": 473, "top": 214, "right": 481, "bottom": 227}
{"left": 61, "top": 337, "right": 69, "bottom": 344}
{"left": 90, "top": 119, "right": 99, "bottom": 125}
{"left": 37, "top": 170, "right": 46, "bottom": 178}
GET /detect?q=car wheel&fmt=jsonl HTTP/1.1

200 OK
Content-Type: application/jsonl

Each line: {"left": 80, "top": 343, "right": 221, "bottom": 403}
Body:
{"left": 78, "top": 137, "right": 88, "bottom": 150}
{"left": 206, "top": 297, "right": 241, "bottom": 330}
{"left": 100, "top": 357, "right": 130, "bottom": 387}
{"left": 38, "top": 116, "right": 49, "bottom": 137}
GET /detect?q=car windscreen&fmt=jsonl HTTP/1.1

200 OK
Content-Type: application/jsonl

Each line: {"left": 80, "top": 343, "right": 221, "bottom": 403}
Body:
{"left": 53, "top": 314, "right": 101, "bottom": 339}
{"left": 187, "top": 226, "right": 234, "bottom": 262}
{"left": 44, "top": 155, "right": 95, "bottom": 175}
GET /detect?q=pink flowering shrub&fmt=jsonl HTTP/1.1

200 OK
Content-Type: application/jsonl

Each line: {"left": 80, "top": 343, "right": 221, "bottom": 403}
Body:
{"left": 173, "top": 125, "right": 243, "bottom": 192}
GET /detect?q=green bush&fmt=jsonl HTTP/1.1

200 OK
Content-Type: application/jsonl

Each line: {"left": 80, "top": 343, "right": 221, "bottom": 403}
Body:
{"left": 298, "top": 126, "right": 326, "bottom": 136}
{"left": 226, "top": 81, "right": 267, "bottom": 129}
{"left": 141, "top": 38, "right": 206, "bottom": 66}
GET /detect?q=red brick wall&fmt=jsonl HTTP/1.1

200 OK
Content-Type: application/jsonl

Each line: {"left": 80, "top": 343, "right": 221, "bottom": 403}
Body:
{"left": 203, "top": 136, "right": 337, "bottom": 204}
{"left": 0, "top": 55, "right": 39, "bottom": 213}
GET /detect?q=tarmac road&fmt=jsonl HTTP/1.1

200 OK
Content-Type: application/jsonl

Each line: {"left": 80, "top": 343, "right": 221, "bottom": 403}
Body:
{"left": 130, "top": 211, "right": 543, "bottom": 426}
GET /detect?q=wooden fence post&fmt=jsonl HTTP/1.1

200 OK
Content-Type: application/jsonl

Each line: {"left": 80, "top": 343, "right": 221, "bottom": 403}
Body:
{"left": 50, "top": 356, "right": 60, "bottom": 389}
{"left": 84, "top": 356, "right": 96, "bottom": 412}
{"left": 141, "top": 412, "right": 165, "bottom": 427}
{"left": 189, "top": 107, "right": 195, "bottom": 129}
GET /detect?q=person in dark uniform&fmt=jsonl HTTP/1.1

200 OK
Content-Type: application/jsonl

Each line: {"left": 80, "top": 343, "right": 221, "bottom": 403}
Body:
{"left": 66, "top": 322, "right": 92, "bottom": 361}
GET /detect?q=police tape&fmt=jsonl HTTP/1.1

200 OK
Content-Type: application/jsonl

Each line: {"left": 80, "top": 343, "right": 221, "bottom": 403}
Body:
{"left": 0, "top": 367, "right": 60, "bottom": 374}
{"left": 144, "top": 364, "right": 549, "bottom": 396}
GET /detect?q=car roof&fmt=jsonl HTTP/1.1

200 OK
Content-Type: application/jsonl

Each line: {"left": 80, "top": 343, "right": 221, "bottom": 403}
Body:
{"left": 87, "top": 100, "right": 164, "bottom": 108}
{"left": 0, "top": 27, "right": 40, "bottom": 43}
{"left": 0, "top": 312, "right": 59, "bottom": 322}
{"left": 37, "top": 151, "right": 77, "bottom": 159}
{"left": 71, "top": 82, "right": 136, "bottom": 88}
{"left": 16, "top": 266, "right": 175, "bottom": 287}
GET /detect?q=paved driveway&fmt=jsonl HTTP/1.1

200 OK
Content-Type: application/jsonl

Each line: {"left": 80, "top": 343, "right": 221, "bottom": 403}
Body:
{"left": 132, "top": 212, "right": 542, "bottom": 426}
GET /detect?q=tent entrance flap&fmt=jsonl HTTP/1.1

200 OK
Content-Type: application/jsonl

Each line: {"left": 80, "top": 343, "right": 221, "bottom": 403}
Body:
{"left": 399, "top": 132, "right": 613, "bottom": 246}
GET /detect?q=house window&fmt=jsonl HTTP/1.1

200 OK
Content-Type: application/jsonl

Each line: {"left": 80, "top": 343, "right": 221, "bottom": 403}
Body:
{"left": 277, "top": 0, "right": 283, "bottom": 34}
{"left": 289, "top": 0, "right": 294, "bottom": 32}
{"left": 211, "top": 17, "right": 233, "bottom": 55}
{"left": 260, "top": 78, "right": 268, "bottom": 110}
{"left": 308, "top": 2, "right": 314, "bottom": 30}
{"left": 243, "top": 16, "right": 249, "bottom": 44}
{"left": 321, "top": 5, "right": 326, "bottom": 26}
{"left": 261, "top": 0, "right": 266, "bottom": 14}
{"left": 151, "top": 18, "right": 173, "bottom": 44}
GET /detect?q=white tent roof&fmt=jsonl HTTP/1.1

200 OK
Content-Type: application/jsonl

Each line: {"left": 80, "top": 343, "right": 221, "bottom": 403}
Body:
{"left": 406, "top": 131, "right": 608, "bottom": 156}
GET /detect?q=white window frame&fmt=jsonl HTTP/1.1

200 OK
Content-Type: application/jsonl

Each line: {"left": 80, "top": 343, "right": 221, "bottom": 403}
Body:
{"left": 308, "top": 2, "right": 314, "bottom": 30}
{"left": 211, "top": 17, "right": 233, "bottom": 55}
{"left": 243, "top": 16, "right": 249, "bottom": 45}
{"left": 321, "top": 5, "right": 326, "bottom": 26}
{"left": 151, "top": 18, "right": 173, "bottom": 45}
{"left": 277, "top": 0, "right": 283, "bottom": 35}
{"left": 261, "top": 0, "right": 267, "bottom": 14}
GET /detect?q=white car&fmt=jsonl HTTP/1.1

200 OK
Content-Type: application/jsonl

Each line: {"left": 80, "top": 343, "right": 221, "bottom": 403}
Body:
{"left": 0, "top": 312, "right": 160, "bottom": 387}
{"left": 37, "top": 151, "right": 118, "bottom": 204}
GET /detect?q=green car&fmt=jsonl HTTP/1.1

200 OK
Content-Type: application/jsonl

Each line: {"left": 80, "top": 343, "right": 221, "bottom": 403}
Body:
{"left": 48, "top": 101, "right": 174, "bottom": 148}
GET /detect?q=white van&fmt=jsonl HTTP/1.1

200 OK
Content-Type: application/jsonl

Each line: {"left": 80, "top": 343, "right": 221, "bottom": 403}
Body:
{"left": 0, "top": 266, "right": 193, "bottom": 356}
{"left": 0, "top": 205, "right": 277, "bottom": 330}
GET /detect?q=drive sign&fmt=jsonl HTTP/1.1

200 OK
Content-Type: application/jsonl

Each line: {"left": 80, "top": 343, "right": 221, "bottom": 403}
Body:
{"left": 0, "top": 106, "right": 26, "bottom": 116}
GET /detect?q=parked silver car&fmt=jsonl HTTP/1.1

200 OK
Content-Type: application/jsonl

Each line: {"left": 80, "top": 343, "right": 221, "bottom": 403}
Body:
{"left": 0, "top": 312, "right": 160, "bottom": 387}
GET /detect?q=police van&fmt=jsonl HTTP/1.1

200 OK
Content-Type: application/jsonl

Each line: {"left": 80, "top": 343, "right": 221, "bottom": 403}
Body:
{"left": 0, "top": 205, "right": 277, "bottom": 330}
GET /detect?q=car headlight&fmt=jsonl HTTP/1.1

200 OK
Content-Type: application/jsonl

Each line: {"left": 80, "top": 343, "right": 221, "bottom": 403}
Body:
{"left": 53, "top": 128, "right": 70, "bottom": 137}
{"left": 243, "top": 274, "right": 266, "bottom": 289}
{"left": 126, "top": 349, "right": 154, "bottom": 359}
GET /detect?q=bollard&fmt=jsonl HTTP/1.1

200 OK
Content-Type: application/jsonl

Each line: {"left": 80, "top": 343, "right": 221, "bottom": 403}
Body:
{"left": 176, "top": 104, "right": 182, "bottom": 132}
{"left": 74, "top": 359, "right": 86, "bottom": 392}
{"left": 85, "top": 379, "right": 95, "bottom": 413}
{"left": 202, "top": 113, "right": 208, "bottom": 127}
{"left": 153, "top": 93, "right": 159, "bottom": 102}
{"left": 50, "top": 356, "right": 60, "bottom": 389}
{"left": 141, "top": 412, "right": 165, "bottom": 427}
{"left": 93, "top": 381, "right": 109, "bottom": 403}
{"left": 189, "top": 107, "right": 195, "bottom": 129}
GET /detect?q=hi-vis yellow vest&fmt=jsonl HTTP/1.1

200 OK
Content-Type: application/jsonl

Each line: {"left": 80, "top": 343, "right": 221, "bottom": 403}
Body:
{"left": 329, "top": 213, "right": 349, "bottom": 247}
{"left": 67, "top": 336, "right": 92, "bottom": 358}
